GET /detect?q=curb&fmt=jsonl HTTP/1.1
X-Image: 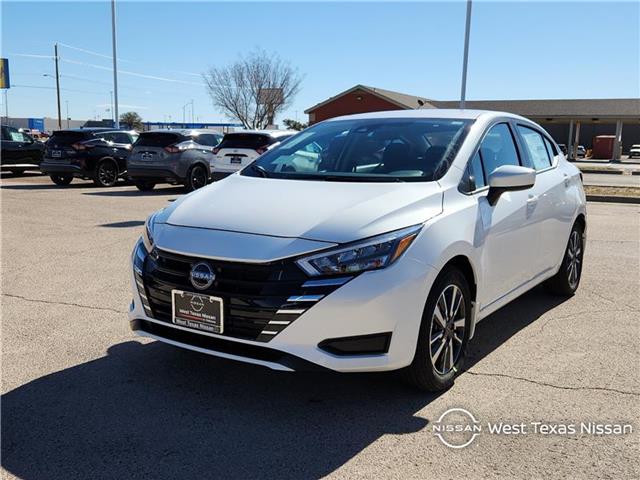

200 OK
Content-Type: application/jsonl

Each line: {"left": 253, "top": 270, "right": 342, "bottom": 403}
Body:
{"left": 578, "top": 168, "right": 624, "bottom": 175}
{"left": 586, "top": 195, "right": 640, "bottom": 204}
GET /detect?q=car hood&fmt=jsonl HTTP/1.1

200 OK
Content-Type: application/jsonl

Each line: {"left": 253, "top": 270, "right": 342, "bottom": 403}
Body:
{"left": 161, "top": 174, "right": 443, "bottom": 244}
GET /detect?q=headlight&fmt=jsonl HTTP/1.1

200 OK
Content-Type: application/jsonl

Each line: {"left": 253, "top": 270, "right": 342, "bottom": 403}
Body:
{"left": 142, "top": 210, "right": 161, "bottom": 252}
{"left": 296, "top": 225, "right": 422, "bottom": 277}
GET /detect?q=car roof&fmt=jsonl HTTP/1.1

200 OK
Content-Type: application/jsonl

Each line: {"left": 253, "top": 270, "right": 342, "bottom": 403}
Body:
{"left": 225, "top": 130, "right": 295, "bottom": 137}
{"left": 54, "top": 127, "right": 113, "bottom": 132}
{"left": 143, "top": 129, "right": 220, "bottom": 135}
{"left": 53, "top": 128, "right": 133, "bottom": 134}
{"left": 326, "top": 109, "right": 530, "bottom": 122}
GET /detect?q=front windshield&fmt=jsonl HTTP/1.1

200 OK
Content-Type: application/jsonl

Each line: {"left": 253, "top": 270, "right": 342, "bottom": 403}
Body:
{"left": 241, "top": 118, "right": 472, "bottom": 182}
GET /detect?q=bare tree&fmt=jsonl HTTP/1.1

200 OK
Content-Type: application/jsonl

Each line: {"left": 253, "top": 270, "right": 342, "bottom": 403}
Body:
{"left": 204, "top": 49, "right": 302, "bottom": 129}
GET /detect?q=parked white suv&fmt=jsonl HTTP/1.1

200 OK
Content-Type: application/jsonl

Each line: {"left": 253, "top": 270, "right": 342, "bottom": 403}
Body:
{"left": 210, "top": 130, "right": 295, "bottom": 180}
{"left": 129, "top": 110, "right": 586, "bottom": 391}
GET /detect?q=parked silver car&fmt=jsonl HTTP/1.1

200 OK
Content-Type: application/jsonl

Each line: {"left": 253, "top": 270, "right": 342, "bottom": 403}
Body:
{"left": 127, "top": 129, "right": 222, "bottom": 191}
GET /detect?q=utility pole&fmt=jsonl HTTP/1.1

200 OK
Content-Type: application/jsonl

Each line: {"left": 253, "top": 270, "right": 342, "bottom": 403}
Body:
{"left": 460, "top": 0, "right": 472, "bottom": 109}
{"left": 3, "top": 90, "right": 8, "bottom": 125}
{"left": 111, "top": 0, "right": 120, "bottom": 128}
{"left": 65, "top": 100, "right": 69, "bottom": 128}
{"left": 191, "top": 99, "right": 194, "bottom": 124}
{"left": 54, "top": 43, "right": 62, "bottom": 129}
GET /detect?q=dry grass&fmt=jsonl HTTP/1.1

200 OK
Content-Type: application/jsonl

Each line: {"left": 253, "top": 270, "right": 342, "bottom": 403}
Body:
{"left": 584, "top": 185, "right": 640, "bottom": 198}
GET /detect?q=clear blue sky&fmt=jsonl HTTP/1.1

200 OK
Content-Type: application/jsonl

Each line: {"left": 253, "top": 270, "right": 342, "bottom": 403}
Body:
{"left": 2, "top": 1, "right": 638, "bottom": 125}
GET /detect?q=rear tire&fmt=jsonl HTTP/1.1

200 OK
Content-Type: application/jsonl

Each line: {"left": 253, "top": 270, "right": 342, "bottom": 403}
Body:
{"left": 184, "top": 164, "right": 208, "bottom": 192}
{"left": 50, "top": 174, "right": 73, "bottom": 186}
{"left": 545, "top": 222, "right": 585, "bottom": 296}
{"left": 93, "top": 159, "right": 119, "bottom": 187}
{"left": 11, "top": 169, "right": 26, "bottom": 175}
{"left": 402, "top": 267, "right": 472, "bottom": 392}
{"left": 134, "top": 181, "right": 156, "bottom": 192}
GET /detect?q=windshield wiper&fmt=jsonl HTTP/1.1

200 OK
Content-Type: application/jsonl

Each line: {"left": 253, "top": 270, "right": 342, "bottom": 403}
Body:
{"left": 248, "top": 163, "right": 270, "bottom": 178}
{"left": 320, "top": 175, "right": 405, "bottom": 183}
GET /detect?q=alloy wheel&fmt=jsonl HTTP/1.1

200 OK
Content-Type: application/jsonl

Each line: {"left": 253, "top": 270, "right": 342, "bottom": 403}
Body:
{"left": 98, "top": 161, "right": 117, "bottom": 186}
{"left": 429, "top": 284, "right": 466, "bottom": 375}
{"left": 566, "top": 230, "right": 582, "bottom": 289}
{"left": 190, "top": 166, "right": 207, "bottom": 190}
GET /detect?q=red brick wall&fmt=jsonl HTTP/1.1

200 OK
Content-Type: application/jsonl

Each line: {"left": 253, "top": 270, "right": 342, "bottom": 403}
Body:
{"left": 308, "top": 89, "right": 405, "bottom": 124}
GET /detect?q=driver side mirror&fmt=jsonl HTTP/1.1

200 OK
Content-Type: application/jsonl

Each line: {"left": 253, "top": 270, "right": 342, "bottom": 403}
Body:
{"left": 487, "top": 165, "right": 536, "bottom": 205}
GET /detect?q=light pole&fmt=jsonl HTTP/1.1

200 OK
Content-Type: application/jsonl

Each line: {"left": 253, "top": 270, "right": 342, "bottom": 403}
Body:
{"left": 110, "top": 90, "right": 114, "bottom": 123}
{"left": 65, "top": 100, "right": 69, "bottom": 128}
{"left": 460, "top": 0, "right": 472, "bottom": 109}
{"left": 111, "top": 0, "right": 120, "bottom": 128}
{"left": 54, "top": 43, "right": 62, "bottom": 128}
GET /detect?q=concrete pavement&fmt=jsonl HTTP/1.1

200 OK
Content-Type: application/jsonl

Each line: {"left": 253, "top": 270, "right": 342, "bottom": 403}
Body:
{"left": 1, "top": 174, "right": 639, "bottom": 480}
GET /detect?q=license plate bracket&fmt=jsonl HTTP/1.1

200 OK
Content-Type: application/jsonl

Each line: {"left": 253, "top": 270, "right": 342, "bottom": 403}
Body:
{"left": 171, "top": 290, "right": 224, "bottom": 334}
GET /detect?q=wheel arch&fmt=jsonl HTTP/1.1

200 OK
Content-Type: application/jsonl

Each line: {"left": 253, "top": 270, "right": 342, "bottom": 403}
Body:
{"left": 435, "top": 254, "right": 479, "bottom": 339}
{"left": 574, "top": 213, "right": 586, "bottom": 232}
{"left": 189, "top": 160, "right": 211, "bottom": 175}
{"left": 94, "top": 155, "right": 119, "bottom": 171}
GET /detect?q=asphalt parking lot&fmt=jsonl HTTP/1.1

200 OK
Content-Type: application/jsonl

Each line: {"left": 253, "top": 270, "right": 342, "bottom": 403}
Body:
{"left": 2, "top": 174, "right": 639, "bottom": 480}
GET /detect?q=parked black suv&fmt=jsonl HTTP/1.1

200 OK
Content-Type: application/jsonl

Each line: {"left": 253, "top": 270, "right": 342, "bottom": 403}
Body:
{"left": 40, "top": 128, "right": 138, "bottom": 186}
{"left": 1, "top": 125, "right": 44, "bottom": 174}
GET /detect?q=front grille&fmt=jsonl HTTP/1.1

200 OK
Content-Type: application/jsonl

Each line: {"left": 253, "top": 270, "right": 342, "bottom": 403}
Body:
{"left": 141, "top": 248, "right": 348, "bottom": 342}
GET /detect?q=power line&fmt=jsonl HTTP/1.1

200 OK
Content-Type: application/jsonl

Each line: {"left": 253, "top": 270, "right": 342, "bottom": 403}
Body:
{"left": 57, "top": 42, "right": 132, "bottom": 63}
{"left": 60, "top": 57, "right": 206, "bottom": 86}
{"left": 12, "top": 84, "right": 105, "bottom": 95}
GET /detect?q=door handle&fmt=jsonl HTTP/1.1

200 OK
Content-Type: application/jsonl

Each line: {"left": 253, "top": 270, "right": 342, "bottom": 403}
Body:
{"left": 563, "top": 173, "right": 570, "bottom": 187}
{"left": 527, "top": 195, "right": 539, "bottom": 205}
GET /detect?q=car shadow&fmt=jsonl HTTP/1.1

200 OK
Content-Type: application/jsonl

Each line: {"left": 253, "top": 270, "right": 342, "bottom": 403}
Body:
{"left": 0, "top": 182, "right": 91, "bottom": 190}
{"left": 464, "top": 285, "right": 569, "bottom": 370}
{"left": 83, "top": 186, "right": 184, "bottom": 197}
{"left": 0, "top": 171, "right": 43, "bottom": 178}
{"left": 1, "top": 286, "right": 567, "bottom": 479}
{"left": 99, "top": 220, "right": 145, "bottom": 228}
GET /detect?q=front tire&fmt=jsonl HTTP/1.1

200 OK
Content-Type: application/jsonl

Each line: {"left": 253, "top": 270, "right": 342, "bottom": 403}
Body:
{"left": 93, "top": 159, "right": 119, "bottom": 187}
{"left": 184, "top": 164, "right": 208, "bottom": 192}
{"left": 545, "top": 222, "right": 585, "bottom": 296}
{"left": 50, "top": 174, "right": 73, "bottom": 186}
{"left": 403, "top": 267, "right": 472, "bottom": 392}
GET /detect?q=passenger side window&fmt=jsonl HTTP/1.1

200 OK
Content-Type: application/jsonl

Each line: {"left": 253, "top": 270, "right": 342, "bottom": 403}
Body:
{"left": 468, "top": 150, "right": 486, "bottom": 189}
{"left": 479, "top": 123, "right": 520, "bottom": 177}
{"left": 517, "top": 125, "right": 551, "bottom": 171}
{"left": 196, "top": 134, "right": 221, "bottom": 147}
{"left": 111, "top": 132, "right": 133, "bottom": 144}
{"left": 96, "top": 132, "right": 115, "bottom": 143}
{"left": 5, "top": 127, "right": 28, "bottom": 143}
{"left": 543, "top": 137, "right": 558, "bottom": 164}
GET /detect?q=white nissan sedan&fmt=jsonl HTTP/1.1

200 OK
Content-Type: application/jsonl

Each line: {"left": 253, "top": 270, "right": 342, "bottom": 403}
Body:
{"left": 129, "top": 110, "right": 586, "bottom": 391}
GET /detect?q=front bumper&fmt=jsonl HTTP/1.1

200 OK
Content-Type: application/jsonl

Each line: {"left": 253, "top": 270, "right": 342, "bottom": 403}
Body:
{"left": 128, "top": 240, "right": 435, "bottom": 373}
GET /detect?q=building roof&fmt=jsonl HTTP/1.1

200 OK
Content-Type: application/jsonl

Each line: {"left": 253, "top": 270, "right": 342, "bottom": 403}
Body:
{"left": 306, "top": 84, "right": 640, "bottom": 119}
{"left": 326, "top": 109, "right": 496, "bottom": 122}
{"left": 433, "top": 98, "right": 640, "bottom": 118}
{"left": 304, "top": 84, "right": 437, "bottom": 113}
